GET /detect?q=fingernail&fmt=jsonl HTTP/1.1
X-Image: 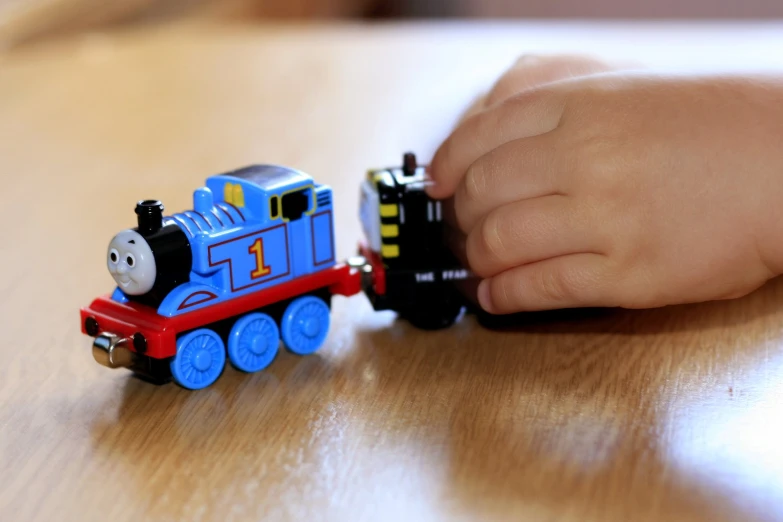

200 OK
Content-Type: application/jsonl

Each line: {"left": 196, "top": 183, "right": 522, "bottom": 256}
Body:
{"left": 477, "top": 279, "right": 494, "bottom": 313}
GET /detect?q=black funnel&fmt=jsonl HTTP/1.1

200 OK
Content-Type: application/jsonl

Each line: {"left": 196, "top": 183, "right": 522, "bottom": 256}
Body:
{"left": 402, "top": 152, "right": 417, "bottom": 176}
{"left": 135, "top": 200, "right": 164, "bottom": 235}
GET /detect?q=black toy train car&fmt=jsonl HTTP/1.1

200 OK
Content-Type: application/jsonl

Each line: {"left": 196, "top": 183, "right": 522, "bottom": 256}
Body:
{"left": 357, "top": 153, "right": 473, "bottom": 329}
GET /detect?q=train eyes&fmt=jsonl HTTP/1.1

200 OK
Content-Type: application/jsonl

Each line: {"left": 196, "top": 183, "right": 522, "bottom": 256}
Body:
{"left": 109, "top": 249, "right": 136, "bottom": 267}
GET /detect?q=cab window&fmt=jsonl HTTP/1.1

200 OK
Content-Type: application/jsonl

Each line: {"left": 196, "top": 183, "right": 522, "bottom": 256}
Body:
{"left": 282, "top": 188, "right": 312, "bottom": 221}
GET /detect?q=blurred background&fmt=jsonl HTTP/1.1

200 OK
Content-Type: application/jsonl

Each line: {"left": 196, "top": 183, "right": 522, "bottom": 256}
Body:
{"left": 3, "top": 0, "right": 783, "bottom": 50}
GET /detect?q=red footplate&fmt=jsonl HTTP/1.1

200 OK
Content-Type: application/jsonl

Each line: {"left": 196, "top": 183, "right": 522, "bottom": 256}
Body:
{"left": 80, "top": 263, "right": 362, "bottom": 359}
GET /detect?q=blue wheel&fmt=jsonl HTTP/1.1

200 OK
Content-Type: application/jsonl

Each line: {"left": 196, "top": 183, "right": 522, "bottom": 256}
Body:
{"left": 281, "top": 296, "right": 331, "bottom": 355}
{"left": 227, "top": 312, "right": 280, "bottom": 372}
{"left": 170, "top": 329, "right": 226, "bottom": 390}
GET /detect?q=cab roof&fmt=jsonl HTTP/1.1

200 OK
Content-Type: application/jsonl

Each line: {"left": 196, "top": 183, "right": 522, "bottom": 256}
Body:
{"left": 218, "top": 164, "right": 313, "bottom": 192}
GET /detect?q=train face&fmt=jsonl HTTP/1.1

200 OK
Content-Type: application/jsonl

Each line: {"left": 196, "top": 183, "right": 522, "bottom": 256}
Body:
{"left": 106, "top": 200, "right": 193, "bottom": 309}
{"left": 358, "top": 153, "right": 474, "bottom": 329}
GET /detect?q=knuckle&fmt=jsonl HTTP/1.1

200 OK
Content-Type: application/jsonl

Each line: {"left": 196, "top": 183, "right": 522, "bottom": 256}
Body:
{"left": 479, "top": 213, "right": 507, "bottom": 263}
{"left": 462, "top": 164, "right": 486, "bottom": 205}
{"left": 562, "top": 264, "right": 601, "bottom": 302}
{"left": 486, "top": 80, "right": 512, "bottom": 106}
{"left": 504, "top": 86, "right": 548, "bottom": 112}
{"left": 536, "top": 266, "right": 572, "bottom": 303}
{"left": 465, "top": 213, "right": 506, "bottom": 277}
{"left": 453, "top": 170, "right": 483, "bottom": 233}
{"left": 490, "top": 276, "right": 514, "bottom": 311}
{"left": 571, "top": 138, "right": 625, "bottom": 195}
{"left": 549, "top": 259, "right": 616, "bottom": 305}
{"left": 515, "top": 53, "right": 542, "bottom": 66}
{"left": 537, "top": 261, "right": 605, "bottom": 304}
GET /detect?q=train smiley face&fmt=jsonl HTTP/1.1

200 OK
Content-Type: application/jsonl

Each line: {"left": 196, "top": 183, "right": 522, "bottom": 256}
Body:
{"left": 107, "top": 229, "right": 157, "bottom": 295}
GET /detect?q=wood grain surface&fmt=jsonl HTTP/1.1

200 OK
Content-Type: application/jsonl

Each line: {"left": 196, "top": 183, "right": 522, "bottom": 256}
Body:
{"left": 1, "top": 21, "right": 783, "bottom": 522}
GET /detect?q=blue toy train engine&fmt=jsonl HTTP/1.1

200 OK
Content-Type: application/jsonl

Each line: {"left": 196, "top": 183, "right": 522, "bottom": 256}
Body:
{"left": 86, "top": 163, "right": 347, "bottom": 390}
{"left": 108, "top": 165, "right": 337, "bottom": 317}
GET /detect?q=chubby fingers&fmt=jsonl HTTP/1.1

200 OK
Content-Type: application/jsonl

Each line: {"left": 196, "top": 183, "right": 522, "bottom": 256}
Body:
{"left": 477, "top": 253, "right": 616, "bottom": 313}
{"left": 459, "top": 195, "right": 605, "bottom": 278}
{"left": 450, "top": 133, "right": 568, "bottom": 234}
{"left": 426, "top": 87, "right": 567, "bottom": 200}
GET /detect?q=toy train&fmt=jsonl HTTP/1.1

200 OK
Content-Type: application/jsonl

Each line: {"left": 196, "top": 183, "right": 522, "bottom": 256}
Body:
{"left": 80, "top": 153, "right": 476, "bottom": 389}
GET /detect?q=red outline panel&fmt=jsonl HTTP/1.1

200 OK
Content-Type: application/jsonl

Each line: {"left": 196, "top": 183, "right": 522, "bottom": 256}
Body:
{"left": 80, "top": 264, "right": 362, "bottom": 360}
{"left": 177, "top": 290, "right": 218, "bottom": 310}
{"left": 208, "top": 224, "right": 291, "bottom": 292}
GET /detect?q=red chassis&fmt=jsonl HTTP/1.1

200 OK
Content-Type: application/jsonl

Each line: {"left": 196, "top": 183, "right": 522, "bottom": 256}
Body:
{"left": 80, "top": 263, "right": 362, "bottom": 361}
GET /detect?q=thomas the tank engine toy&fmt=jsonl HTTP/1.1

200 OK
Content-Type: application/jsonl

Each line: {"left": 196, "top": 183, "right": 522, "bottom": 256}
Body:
{"left": 82, "top": 165, "right": 361, "bottom": 389}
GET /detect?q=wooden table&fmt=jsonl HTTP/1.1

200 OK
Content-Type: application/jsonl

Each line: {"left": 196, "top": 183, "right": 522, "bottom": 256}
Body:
{"left": 2, "top": 21, "right": 783, "bottom": 522}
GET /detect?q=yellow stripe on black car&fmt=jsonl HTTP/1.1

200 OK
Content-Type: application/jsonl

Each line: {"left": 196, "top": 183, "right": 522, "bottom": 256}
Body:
{"left": 381, "top": 224, "right": 399, "bottom": 238}
{"left": 380, "top": 204, "right": 398, "bottom": 218}
{"left": 381, "top": 244, "right": 399, "bottom": 258}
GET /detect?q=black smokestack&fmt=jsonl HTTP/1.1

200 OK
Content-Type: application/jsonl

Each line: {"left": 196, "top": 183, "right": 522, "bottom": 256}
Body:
{"left": 135, "top": 200, "right": 164, "bottom": 236}
{"left": 402, "top": 152, "right": 417, "bottom": 177}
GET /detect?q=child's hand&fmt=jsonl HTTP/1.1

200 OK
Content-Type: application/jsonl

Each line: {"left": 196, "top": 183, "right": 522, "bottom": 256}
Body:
{"left": 427, "top": 56, "right": 783, "bottom": 314}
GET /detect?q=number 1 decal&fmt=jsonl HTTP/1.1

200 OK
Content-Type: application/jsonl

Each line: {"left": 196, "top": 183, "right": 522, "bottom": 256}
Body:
{"left": 249, "top": 238, "right": 271, "bottom": 278}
